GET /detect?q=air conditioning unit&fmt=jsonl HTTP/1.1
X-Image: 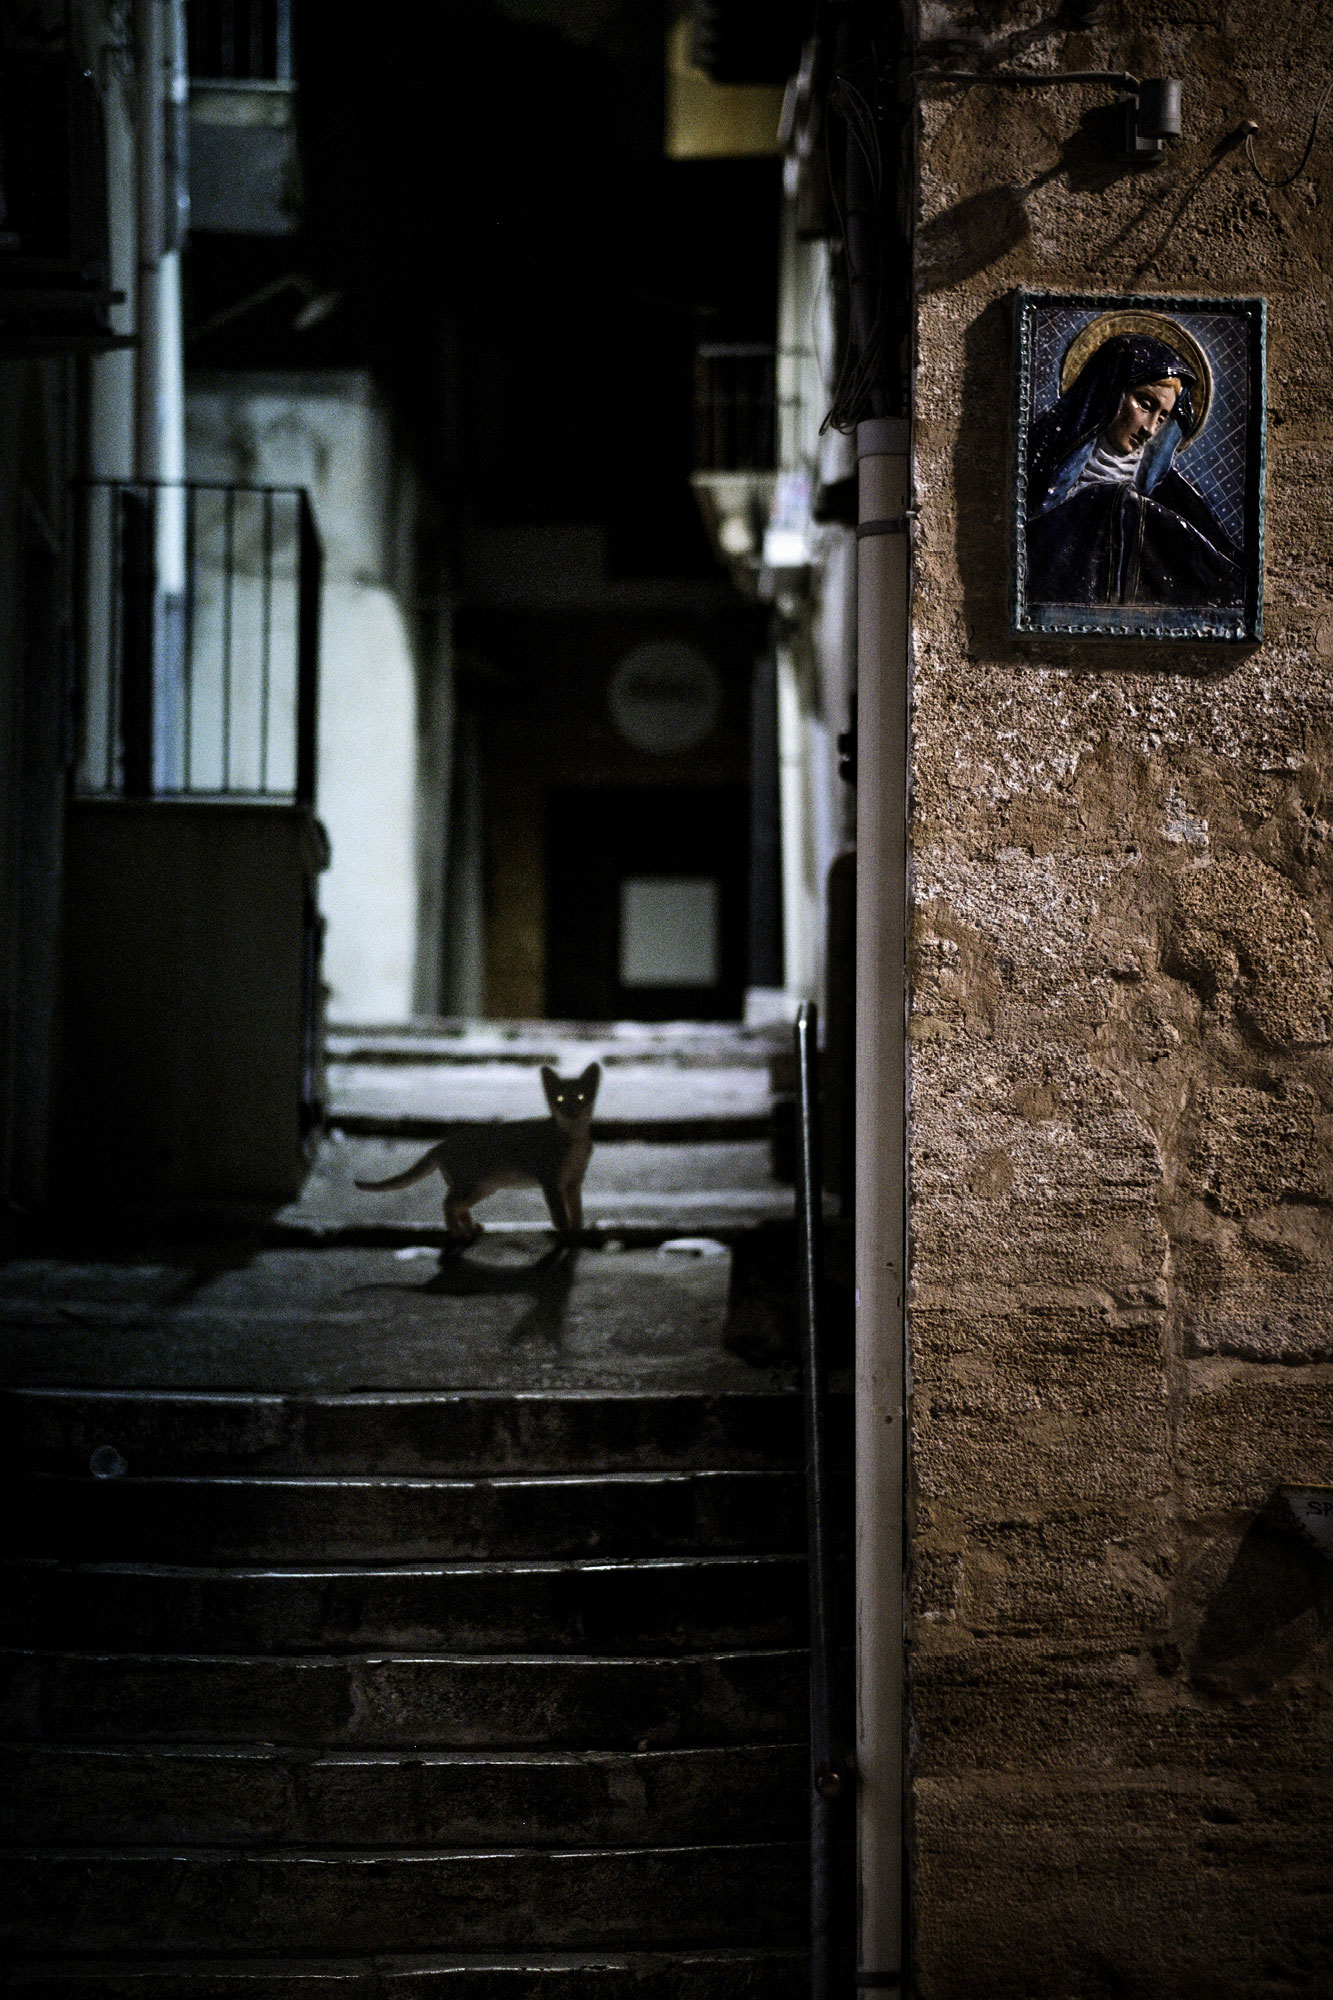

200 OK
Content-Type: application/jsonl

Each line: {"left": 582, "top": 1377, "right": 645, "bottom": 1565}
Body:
{"left": 691, "top": 0, "right": 807, "bottom": 86}
{"left": 0, "top": 51, "right": 127, "bottom": 353}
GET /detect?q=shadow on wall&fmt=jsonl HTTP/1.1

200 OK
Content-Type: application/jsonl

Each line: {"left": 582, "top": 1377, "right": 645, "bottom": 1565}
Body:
{"left": 918, "top": 81, "right": 1242, "bottom": 303}
{"left": 1190, "top": 1497, "right": 1333, "bottom": 1696}
{"left": 917, "top": 105, "right": 1126, "bottom": 299}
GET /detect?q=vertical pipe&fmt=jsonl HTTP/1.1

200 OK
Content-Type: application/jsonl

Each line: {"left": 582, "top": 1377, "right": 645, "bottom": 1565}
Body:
{"left": 854, "top": 415, "right": 909, "bottom": 1991}
{"left": 134, "top": 0, "right": 189, "bottom": 789}
{"left": 134, "top": 0, "right": 187, "bottom": 486}
{"left": 134, "top": 0, "right": 165, "bottom": 485}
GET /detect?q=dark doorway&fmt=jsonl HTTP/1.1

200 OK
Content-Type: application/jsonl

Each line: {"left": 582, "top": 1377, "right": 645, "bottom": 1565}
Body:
{"left": 545, "top": 785, "right": 748, "bottom": 1021}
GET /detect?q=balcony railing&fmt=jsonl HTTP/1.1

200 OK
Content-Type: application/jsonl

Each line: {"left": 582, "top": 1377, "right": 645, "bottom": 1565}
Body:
{"left": 693, "top": 341, "right": 777, "bottom": 473}
{"left": 189, "top": 0, "right": 293, "bottom": 83}
{"left": 75, "top": 479, "right": 321, "bottom": 806}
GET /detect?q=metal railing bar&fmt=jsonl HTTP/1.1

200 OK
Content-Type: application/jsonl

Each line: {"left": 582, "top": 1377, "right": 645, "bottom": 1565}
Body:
{"left": 795, "top": 999, "right": 847, "bottom": 2000}
{"left": 221, "top": 485, "right": 235, "bottom": 793}
{"left": 275, "top": 0, "right": 293, "bottom": 79}
{"left": 73, "top": 474, "right": 318, "bottom": 808}
{"left": 78, "top": 476, "right": 309, "bottom": 499}
{"left": 107, "top": 484, "right": 121, "bottom": 793}
{"left": 697, "top": 341, "right": 778, "bottom": 358}
{"left": 149, "top": 786, "right": 294, "bottom": 800}
{"left": 119, "top": 487, "right": 156, "bottom": 799}
{"left": 183, "top": 482, "right": 196, "bottom": 791}
{"left": 295, "top": 491, "right": 321, "bottom": 809}
{"left": 260, "top": 488, "right": 273, "bottom": 794}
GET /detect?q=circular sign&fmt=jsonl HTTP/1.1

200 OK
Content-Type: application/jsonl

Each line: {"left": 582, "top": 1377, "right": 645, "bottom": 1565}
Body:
{"left": 608, "top": 642, "right": 721, "bottom": 756}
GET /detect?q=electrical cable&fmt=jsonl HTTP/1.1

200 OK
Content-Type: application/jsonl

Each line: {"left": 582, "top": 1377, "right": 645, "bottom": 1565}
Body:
{"left": 1244, "top": 76, "right": 1333, "bottom": 189}
{"left": 822, "top": 68, "right": 892, "bottom": 434}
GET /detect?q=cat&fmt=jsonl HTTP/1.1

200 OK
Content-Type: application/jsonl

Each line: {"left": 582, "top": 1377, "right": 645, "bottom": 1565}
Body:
{"left": 354, "top": 1062, "right": 601, "bottom": 1244}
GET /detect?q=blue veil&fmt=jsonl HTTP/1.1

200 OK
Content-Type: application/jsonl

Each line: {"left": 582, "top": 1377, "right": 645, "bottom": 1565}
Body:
{"left": 1029, "top": 333, "right": 1198, "bottom": 516}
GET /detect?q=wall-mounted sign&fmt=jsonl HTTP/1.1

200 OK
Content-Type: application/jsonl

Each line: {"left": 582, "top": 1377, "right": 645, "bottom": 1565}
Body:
{"left": 1282, "top": 1487, "right": 1333, "bottom": 1559}
{"left": 1011, "top": 290, "right": 1266, "bottom": 641}
{"left": 608, "top": 641, "right": 721, "bottom": 755}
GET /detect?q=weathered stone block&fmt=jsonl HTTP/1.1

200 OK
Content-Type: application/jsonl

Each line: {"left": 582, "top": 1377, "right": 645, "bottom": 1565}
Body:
{"left": 1176, "top": 1367, "right": 1333, "bottom": 1511}
{"left": 1164, "top": 852, "right": 1333, "bottom": 1050}
{"left": 956, "top": 1508, "right": 1171, "bottom": 1640}
{"left": 911, "top": 1637, "right": 1333, "bottom": 1780}
{"left": 1180, "top": 1082, "right": 1333, "bottom": 1217}
{"left": 913, "top": 1320, "right": 1169, "bottom": 1505}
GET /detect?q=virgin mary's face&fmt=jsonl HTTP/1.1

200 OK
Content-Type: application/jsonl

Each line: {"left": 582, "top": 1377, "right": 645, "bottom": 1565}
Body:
{"left": 1107, "top": 378, "right": 1180, "bottom": 455}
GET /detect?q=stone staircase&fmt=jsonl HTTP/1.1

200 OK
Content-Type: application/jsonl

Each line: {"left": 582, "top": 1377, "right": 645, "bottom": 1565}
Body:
{"left": 2, "top": 1386, "right": 814, "bottom": 1995}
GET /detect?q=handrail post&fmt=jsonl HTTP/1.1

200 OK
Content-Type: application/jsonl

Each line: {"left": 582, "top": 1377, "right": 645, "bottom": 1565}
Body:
{"left": 295, "top": 491, "right": 322, "bottom": 808}
{"left": 119, "top": 484, "right": 155, "bottom": 797}
{"left": 796, "top": 999, "right": 845, "bottom": 1998}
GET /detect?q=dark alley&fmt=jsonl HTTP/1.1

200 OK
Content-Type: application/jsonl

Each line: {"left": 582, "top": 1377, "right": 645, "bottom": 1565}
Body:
{"left": 5, "top": 1, "right": 1333, "bottom": 1996}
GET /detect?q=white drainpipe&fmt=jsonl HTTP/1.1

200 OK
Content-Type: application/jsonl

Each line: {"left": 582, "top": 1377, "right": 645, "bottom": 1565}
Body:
{"left": 134, "top": 0, "right": 188, "bottom": 787}
{"left": 776, "top": 634, "right": 811, "bottom": 1003}
{"left": 854, "top": 414, "right": 910, "bottom": 1990}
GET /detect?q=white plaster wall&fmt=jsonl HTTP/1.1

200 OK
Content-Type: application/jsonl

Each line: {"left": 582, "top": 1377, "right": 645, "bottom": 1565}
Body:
{"left": 186, "top": 374, "right": 419, "bottom": 1020}
{"left": 317, "top": 580, "right": 417, "bottom": 1018}
{"left": 773, "top": 211, "right": 854, "bottom": 1008}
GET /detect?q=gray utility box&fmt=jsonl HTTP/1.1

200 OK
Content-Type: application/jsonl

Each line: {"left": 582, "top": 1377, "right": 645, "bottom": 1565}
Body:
{"left": 60, "top": 798, "right": 327, "bottom": 1204}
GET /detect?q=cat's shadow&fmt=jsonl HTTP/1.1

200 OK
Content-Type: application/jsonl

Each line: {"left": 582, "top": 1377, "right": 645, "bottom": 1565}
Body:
{"left": 353, "top": 1239, "right": 581, "bottom": 1350}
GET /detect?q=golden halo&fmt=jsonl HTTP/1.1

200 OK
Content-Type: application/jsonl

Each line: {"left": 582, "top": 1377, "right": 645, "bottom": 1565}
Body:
{"left": 1058, "top": 310, "right": 1212, "bottom": 446}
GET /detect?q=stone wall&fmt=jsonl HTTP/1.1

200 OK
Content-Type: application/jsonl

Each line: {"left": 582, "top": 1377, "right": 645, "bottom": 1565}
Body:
{"left": 907, "top": 3, "right": 1333, "bottom": 1991}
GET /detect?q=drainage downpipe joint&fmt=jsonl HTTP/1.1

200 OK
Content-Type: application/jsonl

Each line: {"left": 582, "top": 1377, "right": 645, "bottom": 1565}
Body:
{"left": 853, "top": 412, "right": 909, "bottom": 1994}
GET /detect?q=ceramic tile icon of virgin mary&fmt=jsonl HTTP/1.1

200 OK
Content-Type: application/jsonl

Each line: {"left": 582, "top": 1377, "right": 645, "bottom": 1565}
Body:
{"left": 1011, "top": 292, "right": 1265, "bottom": 641}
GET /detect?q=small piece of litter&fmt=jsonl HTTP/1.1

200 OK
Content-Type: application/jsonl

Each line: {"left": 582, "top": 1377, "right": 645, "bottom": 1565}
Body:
{"left": 657, "top": 1237, "right": 728, "bottom": 1260}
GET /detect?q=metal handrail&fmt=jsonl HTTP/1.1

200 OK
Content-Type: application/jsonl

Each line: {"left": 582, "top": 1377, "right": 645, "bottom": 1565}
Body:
{"left": 795, "top": 1000, "right": 848, "bottom": 1997}
{"left": 73, "top": 476, "right": 321, "bottom": 807}
{"left": 80, "top": 476, "right": 311, "bottom": 496}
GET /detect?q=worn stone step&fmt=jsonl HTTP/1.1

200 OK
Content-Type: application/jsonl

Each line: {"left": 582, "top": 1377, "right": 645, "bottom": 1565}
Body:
{"left": 0, "top": 1647, "right": 806, "bottom": 1748}
{"left": 2, "top": 1947, "right": 809, "bottom": 1997}
{"left": 10, "top": 1470, "right": 805, "bottom": 1564}
{"left": 6, "top": 1553, "right": 808, "bottom": 1655}
{"left": 2, "top": 1390, "right": 808, "bottom": 1479}
{"left": 1, "top": 1842, "right": 808, "bottom": 1956}
{"left": 1, "top": 1741, "right": 806, "bottom": 1848}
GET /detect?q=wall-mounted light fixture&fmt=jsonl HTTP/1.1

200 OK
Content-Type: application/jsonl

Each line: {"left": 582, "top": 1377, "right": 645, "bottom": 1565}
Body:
{"left": 1123, "top": 77, "right": 1183, "bottom": 160}
{"left": 915, "top": 68, "right": 1184, "bottom": 164}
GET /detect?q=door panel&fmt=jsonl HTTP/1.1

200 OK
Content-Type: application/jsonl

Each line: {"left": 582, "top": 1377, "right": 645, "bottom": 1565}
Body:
{"left": 545, "top": 786, "right": 748, "bottom": 1021}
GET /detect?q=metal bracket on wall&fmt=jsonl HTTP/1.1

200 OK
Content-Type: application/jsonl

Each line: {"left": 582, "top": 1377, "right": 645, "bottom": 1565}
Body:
{"left": 913, "top": 69, "right": 1183, "bottom": 162}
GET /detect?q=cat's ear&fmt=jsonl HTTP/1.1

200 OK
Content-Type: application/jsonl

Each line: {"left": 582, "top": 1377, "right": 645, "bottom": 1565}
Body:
{"left": 540, "top": 1066, "right": 558, "bottom": 1101}
{"left": 580, "top": 1062, "right": 601, "bottom": 1094}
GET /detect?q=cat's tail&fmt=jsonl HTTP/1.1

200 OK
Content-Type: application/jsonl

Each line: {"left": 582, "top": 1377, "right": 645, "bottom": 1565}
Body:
{"left": 354, "top": 1144, "right": 445, "bottom": 1192}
